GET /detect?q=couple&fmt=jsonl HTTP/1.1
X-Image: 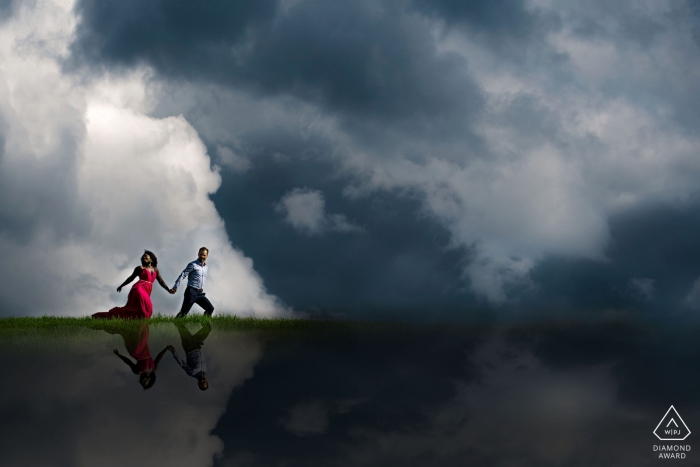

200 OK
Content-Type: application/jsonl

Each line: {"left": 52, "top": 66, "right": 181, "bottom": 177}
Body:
{"left": 92, "top": 247, "right": 215, "bottom": 319}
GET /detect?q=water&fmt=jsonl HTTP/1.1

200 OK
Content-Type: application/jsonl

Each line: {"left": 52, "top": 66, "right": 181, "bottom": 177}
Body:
{"left": 1, "top": 319, "right": 698, "bottom": 466}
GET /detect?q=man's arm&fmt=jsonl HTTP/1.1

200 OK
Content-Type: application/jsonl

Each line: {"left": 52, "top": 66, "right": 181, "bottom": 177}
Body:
{"left": 172, "top": 262, "right": 194, "bottom": 291}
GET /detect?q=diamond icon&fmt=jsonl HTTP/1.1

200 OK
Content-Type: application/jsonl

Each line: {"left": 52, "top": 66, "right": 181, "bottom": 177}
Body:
{"left": 654, "top": 406, "right": 691, "bottom": 441}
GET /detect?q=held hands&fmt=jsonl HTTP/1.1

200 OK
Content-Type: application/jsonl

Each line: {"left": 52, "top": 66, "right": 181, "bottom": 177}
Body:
{"left": 166, "top": 345, "right": 175, "bottom": 352}
{"left": 169, "top": 288, "right": 177, "bottom": 294}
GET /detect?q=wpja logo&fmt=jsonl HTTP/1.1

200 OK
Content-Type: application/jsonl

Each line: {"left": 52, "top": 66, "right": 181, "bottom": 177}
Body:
{"left": 653, "top": 405, "right": 691, "bottom": 460}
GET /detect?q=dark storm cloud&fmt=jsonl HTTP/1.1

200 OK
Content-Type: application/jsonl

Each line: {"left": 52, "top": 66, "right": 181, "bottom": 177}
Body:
{"left": 558, "top": 1, "right": 700, "bottom": 132}
{"left": 564, "top": 0, "right": 672, "bottom": 47}
{"left": 410, "top": 0, "right": 567, "bottom": 81}
{"left": 0, "top": 0, "right": 18, "bottom": 23}
{"left": 211, "top": 148, "right": 477, "bottom": 320}
{"left": 70, "top": 0, "right": 483, "bottom": 138}
{"left": 525, "top": 200, "right": 700, "bottom": 314}
{"left": 412, "top": 0, "right": 559, "bottom": 49}
{"left": 71, "top": 0, "right": 278, "bottom": 70}
{"left": 607, "top": 201, "right": 700, "bottom": 305}
{"left": 415, "top": 0, "right": 537, "bottom": 33}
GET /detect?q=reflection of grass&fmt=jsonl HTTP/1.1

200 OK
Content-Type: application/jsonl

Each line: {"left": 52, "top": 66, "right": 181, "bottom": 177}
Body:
{"left": 0, "top": 315, "right": 375, "bottom": 353}
{"left": 0, "top": 315, "right": 405, "bottom": 353}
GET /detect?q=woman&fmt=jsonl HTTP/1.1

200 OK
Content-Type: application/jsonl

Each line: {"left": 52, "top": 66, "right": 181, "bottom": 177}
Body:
{"left": 93, "top": 250, "right": 171, "bottom": 319}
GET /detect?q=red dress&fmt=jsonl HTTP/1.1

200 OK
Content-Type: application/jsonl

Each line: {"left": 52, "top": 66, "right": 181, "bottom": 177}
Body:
{"left": 93, "top": 268, "right": 156, "bottom": 319}
{"left": 128, "top": 322, "right": 155, "bottom": 373}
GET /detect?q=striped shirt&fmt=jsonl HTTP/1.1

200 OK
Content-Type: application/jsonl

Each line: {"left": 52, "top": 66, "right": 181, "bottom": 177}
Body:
{"left": 170, "top": 349, "right": 207, "bottom": 377}
{"left": 173, "top": 259, "right": 208, "bottom": 291}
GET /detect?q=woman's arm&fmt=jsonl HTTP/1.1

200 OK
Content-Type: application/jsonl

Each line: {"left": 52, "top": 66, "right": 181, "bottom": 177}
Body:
{"left": 114, "top": 349, "right": 138, "bottom": 373}
{"left": 154, "top": 267, "right": 172, "bottom": 292}
{"left": 117, "top": 267, "right": 141, "bottom": 292}
{"left": 153, "top": 346, "right": 171, "bottom": 369}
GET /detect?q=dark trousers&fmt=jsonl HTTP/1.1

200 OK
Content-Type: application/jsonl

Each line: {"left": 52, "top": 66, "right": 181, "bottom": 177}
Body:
{"left": 177, "top": 286, "right": 214, "bottom": 317}
{"left": 175, "top": 321, "right": 211, "bottom": 351}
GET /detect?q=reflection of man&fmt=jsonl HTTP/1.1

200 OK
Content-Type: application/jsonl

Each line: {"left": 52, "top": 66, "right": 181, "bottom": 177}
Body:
{"left": 168, "top": 321, "right": 211, "bottom": 391}
{"left": 170, "top": 247, "right": 214, "bottom": 317}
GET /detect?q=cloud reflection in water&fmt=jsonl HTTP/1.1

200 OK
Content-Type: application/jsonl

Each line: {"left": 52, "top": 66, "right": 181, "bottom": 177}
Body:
{"left": 1, "top": 321, "right": 699, "bottom": 466}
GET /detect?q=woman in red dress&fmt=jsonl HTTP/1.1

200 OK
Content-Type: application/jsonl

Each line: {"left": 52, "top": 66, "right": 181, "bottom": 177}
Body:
{"left": 93, "top": 250, "right": 172, "bottom": 319}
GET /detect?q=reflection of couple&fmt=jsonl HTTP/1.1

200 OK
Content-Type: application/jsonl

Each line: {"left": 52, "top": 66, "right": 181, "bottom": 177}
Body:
{"left": 92, "top": 247, "right": 215, "bottom": 319}
{"left": 96, "top": 321, "right": 211, "bottom": 391}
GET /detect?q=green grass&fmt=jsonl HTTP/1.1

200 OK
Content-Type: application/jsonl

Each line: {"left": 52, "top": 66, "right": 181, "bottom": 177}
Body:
{"left": 0, "top": 314, "right": 401, "bottom": 335}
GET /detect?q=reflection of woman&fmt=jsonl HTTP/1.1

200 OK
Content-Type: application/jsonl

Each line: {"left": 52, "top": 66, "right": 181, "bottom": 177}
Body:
{"left": 111, "top": 321, "right": 169, "bottom": 390}
{"left": 93, "top": 250, "right": 171, "bottom": 319}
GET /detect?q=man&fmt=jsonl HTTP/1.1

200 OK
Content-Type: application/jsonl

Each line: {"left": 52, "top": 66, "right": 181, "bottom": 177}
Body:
{"left": 167, "top": 320, "right": 211, "bottom": 391}
{"left": 170, "top": 247, "right": 214, "bottom": 317}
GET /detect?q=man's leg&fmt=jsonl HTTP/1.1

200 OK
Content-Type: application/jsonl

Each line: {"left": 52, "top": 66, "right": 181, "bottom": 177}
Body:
{"left": 176, "top": 288, "right": 197, "bottom": 318}
{"left": 192, "top": 321, "right": 212, "bottom": 343}
{"left": 174, "top": 321, "right": 197, "bottom": 351}
{"left": 175, "top": 321, "right": 193, "bottom": 340}
{"left": 195, "top": 294, "right": 215, "bottom": 316}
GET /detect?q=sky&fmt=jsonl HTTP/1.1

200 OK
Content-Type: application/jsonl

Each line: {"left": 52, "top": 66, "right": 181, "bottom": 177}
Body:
{"left": 2, "top": 0, "right": 700, "bottom": 319}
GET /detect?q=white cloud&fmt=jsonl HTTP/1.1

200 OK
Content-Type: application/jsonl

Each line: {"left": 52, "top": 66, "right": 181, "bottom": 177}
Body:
{"left": 0, "top": 0, "right": 287, "bottom": 317}
{"left": 217, "top": 144, "right": 252, "bottom": 173}
{"left": 275, "top": 188, "right": 363, "bottom": 236}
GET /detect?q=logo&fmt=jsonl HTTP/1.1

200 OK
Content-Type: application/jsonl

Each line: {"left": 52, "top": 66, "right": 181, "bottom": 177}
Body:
{"left": 654, "top": 406, "right": 691, "bottom": 441}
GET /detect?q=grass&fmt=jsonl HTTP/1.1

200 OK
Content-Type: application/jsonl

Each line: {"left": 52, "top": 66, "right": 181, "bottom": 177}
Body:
{"left": 0, "top": 314, "right": 404, "bottom": 335}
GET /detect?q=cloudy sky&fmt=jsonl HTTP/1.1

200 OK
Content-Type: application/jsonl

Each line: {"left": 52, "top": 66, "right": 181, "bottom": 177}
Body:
{"left": 2, "top": 0, "right": 700, "bottom": 319}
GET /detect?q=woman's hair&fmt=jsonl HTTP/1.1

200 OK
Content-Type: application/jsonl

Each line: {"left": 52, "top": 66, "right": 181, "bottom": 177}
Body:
{"left": 143, "top": 250, "right": 158, "bottom": 267}
{"left": 140, "top": 372, "right": 157, "bottom": 390}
